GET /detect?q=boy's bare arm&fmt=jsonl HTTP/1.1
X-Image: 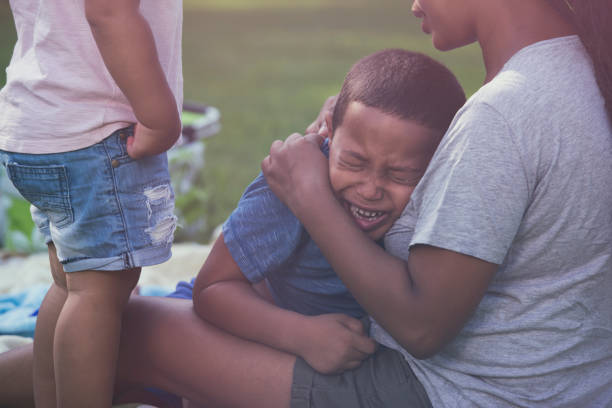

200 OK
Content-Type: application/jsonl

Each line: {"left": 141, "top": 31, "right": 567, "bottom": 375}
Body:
{"left": 85, "top": 0, "right": 181, "bottom": 159}
{"left": 192, "top": 234, "right": 376, "bottom": 374}
{"left": 262, "top": 134, "right": 497, "bottom": 359}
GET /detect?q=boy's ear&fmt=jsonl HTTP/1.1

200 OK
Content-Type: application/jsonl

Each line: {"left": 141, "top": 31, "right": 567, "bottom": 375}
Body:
{"left": 324, "top": 111, "right": 334, "bottom": 142}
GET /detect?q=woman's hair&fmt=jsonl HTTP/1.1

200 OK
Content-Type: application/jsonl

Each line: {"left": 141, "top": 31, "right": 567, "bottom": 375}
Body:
{"left": 331, "top": 49, "right": 466, "bottom": 133}
{"left": 548, "top": 0, "right": 612, "bottom": 122}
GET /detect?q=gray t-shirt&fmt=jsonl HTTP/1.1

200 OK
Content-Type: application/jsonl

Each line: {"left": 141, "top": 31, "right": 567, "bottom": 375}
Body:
{"left": 371, "top": 36, "right": 612, "bottom": 407}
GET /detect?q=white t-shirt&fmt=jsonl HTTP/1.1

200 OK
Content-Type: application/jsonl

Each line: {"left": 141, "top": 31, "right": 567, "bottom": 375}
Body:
{"left": 0, "top": 0, "right": 183, "bottom": 153}
{"left": 372, "top": 36, "right": 612, "bottom": 407}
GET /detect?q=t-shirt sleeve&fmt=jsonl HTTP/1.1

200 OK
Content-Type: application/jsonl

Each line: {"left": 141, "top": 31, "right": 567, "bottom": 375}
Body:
{"left": 410, "top": 102, "right": 529, "bottom": 264}
{"left": 222, "top": 171, "right": 304, "bottom": 283}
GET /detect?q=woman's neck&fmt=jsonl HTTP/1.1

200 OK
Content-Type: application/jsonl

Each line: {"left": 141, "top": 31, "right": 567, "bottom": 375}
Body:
{"left": 476, "top": 0, "right": 576, "bottom": 84}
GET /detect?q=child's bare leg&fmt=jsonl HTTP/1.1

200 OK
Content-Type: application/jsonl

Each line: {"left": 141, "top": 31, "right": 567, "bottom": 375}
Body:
{"left": 0, "top": 295, "right": 296, "bottom": 407}
{"left": 33, "top": 286, "right": 66, "bottom": 407}
{"left": 0, "top": 344, "right": 35, "bottom": 408}
{"left": 116, "top": 296, "right": 295, "bottom": 407}
{"left": 54, "top": 266, "right": 140, "bottom": 407}
{"left": 33, "top": 243, "right": 67, "bottom": 408}
{"left": 0, "top": 342, "right": 182, "bottom": 408}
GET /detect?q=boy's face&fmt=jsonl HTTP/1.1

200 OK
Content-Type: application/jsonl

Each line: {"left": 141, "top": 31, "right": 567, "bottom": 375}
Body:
{"left": 327, "top": 101, "right": 441, "bottom": 241}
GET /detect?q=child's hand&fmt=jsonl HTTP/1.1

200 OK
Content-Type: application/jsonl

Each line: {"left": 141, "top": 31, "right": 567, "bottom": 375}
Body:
{"left": 297, "top": 313, "right": 377, "bottom": 374}
{"left": 127, "top": 121, "right": 181, "bottom": 159}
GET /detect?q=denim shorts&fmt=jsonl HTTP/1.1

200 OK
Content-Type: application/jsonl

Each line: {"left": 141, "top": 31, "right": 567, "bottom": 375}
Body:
{"left": 0, "top": 127, "right": 176, "bottom": 272}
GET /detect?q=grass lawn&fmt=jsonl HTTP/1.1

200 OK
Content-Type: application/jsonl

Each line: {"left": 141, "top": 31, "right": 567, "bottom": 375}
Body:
{"left": 0, "top": 0, "right": 484, "bottom": 244}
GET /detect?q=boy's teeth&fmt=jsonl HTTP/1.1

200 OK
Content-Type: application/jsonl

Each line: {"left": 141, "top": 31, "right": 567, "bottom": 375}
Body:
{"left": 351, "top": 205, "right": 383, "bottom": 219}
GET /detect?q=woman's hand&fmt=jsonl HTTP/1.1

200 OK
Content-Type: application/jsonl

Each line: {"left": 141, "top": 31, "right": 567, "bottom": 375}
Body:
{"left": 261, "top": 132, "right": 330, "bottom": 214}
{"left": 261, "top": 95, "right": 337, "bottom": 209}
{"left": 305, "top": 95, "right": 337, "bottom": 138}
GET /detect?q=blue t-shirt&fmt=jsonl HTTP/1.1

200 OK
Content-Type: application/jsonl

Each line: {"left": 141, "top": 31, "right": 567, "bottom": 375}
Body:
{"left": 222, "top": 141, "right": 364, "bottom": 318}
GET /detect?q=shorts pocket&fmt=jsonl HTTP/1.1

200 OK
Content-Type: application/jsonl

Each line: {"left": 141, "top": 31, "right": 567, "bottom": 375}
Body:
{"left": 6, "top": 163, "right": 74, "bottom": 228}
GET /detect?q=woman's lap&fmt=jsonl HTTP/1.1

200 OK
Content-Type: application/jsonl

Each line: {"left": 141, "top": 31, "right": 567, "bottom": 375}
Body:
{"left": 116, "top": 296, "right": 295, "bottom": 407}
{"left": 292, "top": 346, "right": 432, "bottom": 408}
{"left": 115, "top": 296, "right": 431, "bottom": 408}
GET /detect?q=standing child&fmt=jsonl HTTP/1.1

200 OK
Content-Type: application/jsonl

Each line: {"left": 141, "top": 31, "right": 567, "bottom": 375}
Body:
{"left": 0, "top": 0, "right": 182, "bottom": 406}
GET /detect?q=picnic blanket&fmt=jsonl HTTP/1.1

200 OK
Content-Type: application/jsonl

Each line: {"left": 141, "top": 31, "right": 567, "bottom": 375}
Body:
{"left": 0, "top": 284, "right": 173, "bottom": 338}
{"left": 0, "top": 283, "right": 47, "bottom": 337}
{"left": 0, "top": 243, "right": 211, "bottom": 339}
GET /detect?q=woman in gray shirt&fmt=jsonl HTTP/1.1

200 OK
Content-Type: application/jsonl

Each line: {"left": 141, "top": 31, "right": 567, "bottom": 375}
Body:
{"left": 263, "top": 0, "right": 612, "bottom": 407}
{"left": 1, "top": 0, "right": 611, "bottom": 407}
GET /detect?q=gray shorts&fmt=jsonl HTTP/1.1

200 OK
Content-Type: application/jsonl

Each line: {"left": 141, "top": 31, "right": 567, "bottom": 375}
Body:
{"left": 291, "top": 345, "right": 432, "bottom": 408}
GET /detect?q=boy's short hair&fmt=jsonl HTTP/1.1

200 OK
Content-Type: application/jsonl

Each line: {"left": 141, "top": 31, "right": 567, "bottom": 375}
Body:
{"left": 332, "top": 49, "right": 466, "bottom": 133}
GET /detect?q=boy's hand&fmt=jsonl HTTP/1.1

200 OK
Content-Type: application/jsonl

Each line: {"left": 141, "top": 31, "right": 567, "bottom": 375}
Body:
{"left": 297, "top": 314, "right": 377, "bottom": 374}
{"left": 127, "top": 121, "right": 181, "bottom": 159}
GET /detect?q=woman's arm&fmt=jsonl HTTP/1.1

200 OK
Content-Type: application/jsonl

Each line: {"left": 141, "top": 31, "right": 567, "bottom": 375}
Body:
{"left": 192, "top": 234, "right": 376, "bottom": 373}
{"left": 262, "top": 133, "right": 497, "bottom": 358}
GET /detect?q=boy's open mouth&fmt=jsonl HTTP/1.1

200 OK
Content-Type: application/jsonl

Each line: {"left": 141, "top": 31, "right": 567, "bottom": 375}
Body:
{"left": 347, "top": 202, "right": 388, "bottom": 231}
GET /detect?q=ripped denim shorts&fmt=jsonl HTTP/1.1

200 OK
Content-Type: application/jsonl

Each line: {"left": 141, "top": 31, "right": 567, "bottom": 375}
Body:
{"left": 0, "top": 126, "right": 176, "bottom": 272}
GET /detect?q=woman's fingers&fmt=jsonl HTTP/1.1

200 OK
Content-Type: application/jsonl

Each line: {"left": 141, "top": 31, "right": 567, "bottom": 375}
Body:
{"left": 305, "top": 95, "right": 337, "bottom": 137}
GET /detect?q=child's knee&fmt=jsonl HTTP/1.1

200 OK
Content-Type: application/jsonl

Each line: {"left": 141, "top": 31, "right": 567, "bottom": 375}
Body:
{"left": 65, "top": 267, "right": 141, "bottom": 305}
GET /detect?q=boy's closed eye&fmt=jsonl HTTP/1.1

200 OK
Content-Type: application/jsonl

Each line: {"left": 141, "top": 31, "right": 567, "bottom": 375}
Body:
{"left": 387, "top": 168, "right": 423, "bottom": 186}
{"left": 336, "top": 152, "right": 423, "bottom": 186}
{"left": 337, "top": 151, "right": 367, "bottom": 170}
{"left": 338, "top": 158, "right": 366, "bottom": 171}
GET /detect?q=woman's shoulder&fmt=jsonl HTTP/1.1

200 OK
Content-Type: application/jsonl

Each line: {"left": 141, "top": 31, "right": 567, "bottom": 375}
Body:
{"left": 463, "top": 36, "right": 599, "bottom": 131}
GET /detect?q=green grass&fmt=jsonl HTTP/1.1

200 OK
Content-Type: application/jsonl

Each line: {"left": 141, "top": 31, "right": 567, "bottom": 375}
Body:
{"left": 0, "top": 0, "right": 484, "bottom": 245}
